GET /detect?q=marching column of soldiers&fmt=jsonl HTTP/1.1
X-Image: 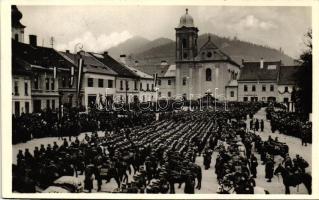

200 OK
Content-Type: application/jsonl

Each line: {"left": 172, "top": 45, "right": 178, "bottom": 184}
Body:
{"left": 266, "top": 107, "right": 312, "bottom": 145}
{"left": 13, "top": 102, "right": 310, "bottom": 194}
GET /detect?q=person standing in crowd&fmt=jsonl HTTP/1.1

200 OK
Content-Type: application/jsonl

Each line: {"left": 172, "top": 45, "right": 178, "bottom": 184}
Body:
{"left": 260, "top": 119, "right": 264, "bottom": 132}
{"left": 184, "top": 170, "right": 195, "bottom": 194}
{"left": 250, "top": 154, "right": 258, "bottom": 178}
{"left": 255, "top": 119, "right": 259, "bottom": 132}
{"left": 84, "top": 165, "right": 94, "bottom": 193}
{"left": 250, "top": 119, "right": 254, "bottom": 130}
{"left": 301, "top": 131, "right": 308, "bottom": 146}
{"left": 265, "top": 154, "right": 275, "bottom": 182}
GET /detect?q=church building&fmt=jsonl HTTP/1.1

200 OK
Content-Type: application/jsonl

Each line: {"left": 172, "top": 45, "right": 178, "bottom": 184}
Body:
{"left": 175, "top": 9, "right": 241, "bottom": 100}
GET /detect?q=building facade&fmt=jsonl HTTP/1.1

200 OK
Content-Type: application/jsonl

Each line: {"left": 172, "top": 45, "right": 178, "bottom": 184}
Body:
{"left": 175, "top": 9, "right": 240, "bottom": 101}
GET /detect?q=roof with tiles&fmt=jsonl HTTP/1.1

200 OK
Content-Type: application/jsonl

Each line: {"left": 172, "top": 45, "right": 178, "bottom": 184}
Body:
{"left": 278, "top": 65, "right": 301, "bottom": 85}
{"left": 61, "top": 51, "right": 118, "bottom": 76}
{"left": 238, "top": 60, "right": 281, "bottom": 82}
{"left": 12, "top": 39, "right": 75, "bottom": 71}
{"left": 90, "top": 52, "right": 138, "bottom": 78}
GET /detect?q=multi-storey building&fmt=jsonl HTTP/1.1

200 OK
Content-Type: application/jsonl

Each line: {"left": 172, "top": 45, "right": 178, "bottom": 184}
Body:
{"left": 237, "top": 60, "right": 281, "bottom": 102}
{"left": 174, "top": 9, "right": 241, "bottom": 100}
{"left": 62, "top": 51, "right": 118, "bottom": 109}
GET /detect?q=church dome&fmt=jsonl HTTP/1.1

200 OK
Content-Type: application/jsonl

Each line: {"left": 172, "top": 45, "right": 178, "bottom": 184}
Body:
{"left": 12, "top": 5, "right": 25, "bottom": 28}
{"left": 178, "top": 8, "right": 195, "bottom": 28}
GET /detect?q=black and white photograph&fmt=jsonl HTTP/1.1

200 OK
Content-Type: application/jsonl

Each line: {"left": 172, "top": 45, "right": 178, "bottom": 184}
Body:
{"left": 1, "top": 0, "right": 318, "bottom": 198}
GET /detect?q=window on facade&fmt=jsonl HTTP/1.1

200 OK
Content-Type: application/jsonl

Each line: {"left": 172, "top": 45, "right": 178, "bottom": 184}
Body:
{"left": 25, "top": 102, "right": 30, "bottom": 114}
{"left": 62, "top": 77, "right": 66, "bottom": 88}
{"left": 15, "top": 34, "right": 19, "bottom": 41}
{"left": 252, "top": 85, "right": 256, "bottom": 92}
{"left": 230, "top": 91, "right": 234, "bottom": 97}
{"left": 284, "top": 86, "right": 288, "bottom": 92}
{"left": 24, "top": 82, "right": 28, "bottom": 96}
{"left": 52, "top": 100, "right": 55, "bottom": 110}
{"left": 142, "top": 95, "right": 145, "bottom": 102}
{"left": 158, "top": 79, "right": 161, "bottom": 86}
{"left": 206, "top": 68, "right": 212, "bottom": 81}
{"left": 182, "top": 38, "right": 187, "bottom": 48}
{"left": 151, "top": 84, "right": 154, "bottom": 91}
{"left": 120, "top": 80, "right": 123, "bottom": 90}
{"left": 270, "top": 85, "right": 274, "bottom": 91}
{"left": 46, "top": 78, "right": 50, "bottom": 90}
{"left": 51, "top": 78, "right": 55, "bottom": 90}
{"left": 46, "top": 99, "right": 50, "bottom": 109}
{"left": 182, "top": 77, "right": 187, "bottom": 85}
{"left": 147, "top": 83, "right": 149, "bottom": 91}
{"left": 88, "top": 78, "right": 94, "bottom": 87}
{"left": 168, "top": 91, "right": 171, "bottom": 97}
{"left": 34, "top": 77, "right": 39, "bottom": 89}
{"left": 140, "top": 82, "right": 143, "bottom": 90}
{"left": 243, "top": 97, "right": 248, "bottom": 102}
{"left": 134, "top": 81, "right": 138, "bottom": 90}
{"left": 168, "top": 79, "right": 171, "bottom": 85}
{"left": 108, "top": 80, "right": 113, "bottom": 88}
{"left": 262, "top": 85, "right": 266, "bottom": 92}
{"left": 98, "top": 79, "right": 103, "bottom": 88}
{"left": 244, "top": 85, "right": 248, "bottom": 92}
{"left": 126, "top": 81, "right": 129, "bottom": 90}
{"left": 183, "top": 53, "right": 188, "bottom": 59}
{"left": 207, "top": 51, "right": 212, "bottom": 58}
{"left": 158, "top": 92, "right": 161, "bottom": 97}
{"left": 14, "top": 81, "right": 19, "bottom": 96}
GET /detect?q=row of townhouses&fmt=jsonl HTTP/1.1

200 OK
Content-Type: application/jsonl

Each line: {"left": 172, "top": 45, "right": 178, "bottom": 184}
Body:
{"left": 12, "top": 6, "right": 300, "bottom": 116}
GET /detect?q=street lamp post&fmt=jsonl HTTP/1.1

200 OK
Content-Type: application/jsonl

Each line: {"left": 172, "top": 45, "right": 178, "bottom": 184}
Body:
{"left": 58, "top": 91, "right": 63, "bottom": 139}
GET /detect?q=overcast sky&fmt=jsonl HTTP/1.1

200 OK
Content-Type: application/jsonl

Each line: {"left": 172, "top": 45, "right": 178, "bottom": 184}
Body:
{"left": 18, "top": 5, "right": 311, "bottom": 58}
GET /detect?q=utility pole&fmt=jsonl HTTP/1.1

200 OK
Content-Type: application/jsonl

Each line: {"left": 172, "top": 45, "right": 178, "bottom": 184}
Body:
{"left": 50, "top": 36, "right": 54, "bottom": 48}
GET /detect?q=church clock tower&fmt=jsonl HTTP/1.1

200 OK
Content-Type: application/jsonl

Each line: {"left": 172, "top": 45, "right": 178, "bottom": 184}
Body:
{"left": 175, "top": 8, "right": 199, "bottom": 61}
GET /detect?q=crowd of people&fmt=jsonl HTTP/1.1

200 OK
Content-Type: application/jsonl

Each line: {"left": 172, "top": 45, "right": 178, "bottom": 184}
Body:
{"left": 12, "top": 107, "right": 157, "bottom": 144}
{"left": 12, "top": 102, "right": 311, "bottom": 194}
{"left": 266, "top": 107, "right": 312, "bottom": 145}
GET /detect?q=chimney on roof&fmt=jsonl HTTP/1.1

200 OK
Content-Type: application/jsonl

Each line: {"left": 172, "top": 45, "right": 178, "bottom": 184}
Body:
{"left": 103, "top": 51, "right": 108, "bottom": 58}
{"left": 134, "top": 60, "right": 139, "bottom": 67}
{"left": 29, "top": 35, "right": 37, "bottom": 46}
{"left": 161, "top": 60, "right": 168, "bottom": 66}
{"left": 260, "top": 58, "right": 264, "bottom": 69}
{"left": 66, "top": 50, "right": 70, "bottom": 54}
{"left": 120, "top": 54, "right": 126, "bottom": 65}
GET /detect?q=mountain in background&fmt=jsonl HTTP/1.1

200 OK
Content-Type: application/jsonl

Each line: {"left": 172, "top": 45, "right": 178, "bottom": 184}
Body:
{"left": 107, "top": 36, "right": 150, "bottom": 58}
{"left": 107, "top": 36, "right": 173, "bottom": 59}
{"left": 107, "top": 33, "right": 297, "bottom": 66}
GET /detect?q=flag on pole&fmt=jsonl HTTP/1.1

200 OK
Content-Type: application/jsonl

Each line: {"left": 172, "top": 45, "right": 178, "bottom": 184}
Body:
{"left": 70, "top": 66, "right": 74, "bottom": 86}
{"left": 53, "top": 66, "right": 57, "bottom": 79}
{"left": 77, "top": 55, "right": 84, "bottom": 96}
{"left": 153, "top": 73, "right": 158, "bottom": 87}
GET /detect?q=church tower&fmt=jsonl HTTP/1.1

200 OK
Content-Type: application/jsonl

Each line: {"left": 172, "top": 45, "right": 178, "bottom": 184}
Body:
{"left": 175, "top": 8, "right": 198, "bottom": 61}
{"left": 11, "top": 5, "right": 26, "bottom": 43}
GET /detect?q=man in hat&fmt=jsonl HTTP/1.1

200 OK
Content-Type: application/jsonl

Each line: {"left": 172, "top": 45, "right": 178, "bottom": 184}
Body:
{"left": 260, "top": 119, "right": 264, "bottom": 132}
{"left": 249, "top": 154, "right": 258, "bottom": 178}
{"left": 17, "top": 150, "right": 24, "bottom": 166}
{"left": 265, "top": 154, "right": 274, "bottom": 182}
{"left": 184, "top": 169, "right": 195, "bottom": 194}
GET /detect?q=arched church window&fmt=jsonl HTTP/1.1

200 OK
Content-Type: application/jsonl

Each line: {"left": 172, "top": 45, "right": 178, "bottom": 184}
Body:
{"left": 182, "top": 77, "right": 187, "bottom": 85}
{"left": 206, "top": 68, "right": 212, "bottom": 81}
{"left": 182, "top": 38, "right": 188, "bottom": 48}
